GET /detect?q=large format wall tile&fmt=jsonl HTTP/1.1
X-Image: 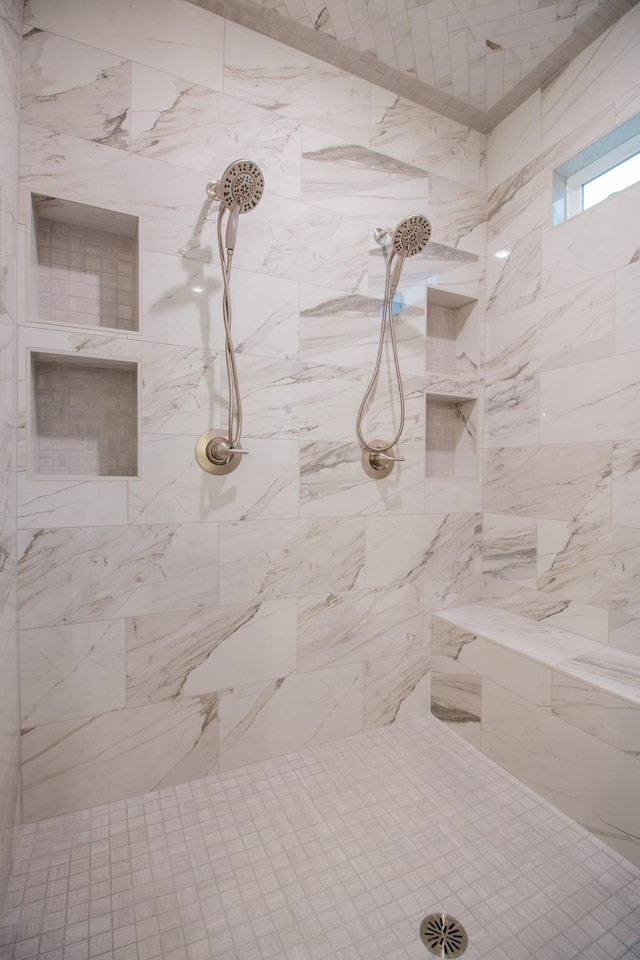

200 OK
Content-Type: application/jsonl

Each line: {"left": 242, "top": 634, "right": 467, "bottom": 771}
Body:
{"left": 363, "top": 650, "right": 431, "bottom": 730}
{"left": 612, "top": 440, "right": 640, "bottom": 529}
{"left": 482, "top": 513, "right": 537, "bottom": 587}
{"left": 18, "top": 476, "right": 128, "bottom": 528}
{"left": 18, "top": 523, "right": 217, "bottom": 628}
{"left": 127, "top": 599, "right": 297, "bottom": 705}
{"left": 218, "top": 664, "right": 363, "bottom": 770}
{"left": 615, "top": 260, "right": 640, "bottom": 356}
{"left": 21, "top": 695, "right": 219, "bottom": 821}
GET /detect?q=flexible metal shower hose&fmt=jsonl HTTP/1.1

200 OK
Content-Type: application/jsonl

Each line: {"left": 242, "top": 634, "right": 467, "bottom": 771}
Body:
{"left": 356, "top": 249, "right": 406, "bottom": 454}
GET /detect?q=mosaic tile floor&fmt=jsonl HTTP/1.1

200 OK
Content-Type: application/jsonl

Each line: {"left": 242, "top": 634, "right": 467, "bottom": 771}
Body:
{"left": 2, "top": 715, "right": 640, "bottom": 960}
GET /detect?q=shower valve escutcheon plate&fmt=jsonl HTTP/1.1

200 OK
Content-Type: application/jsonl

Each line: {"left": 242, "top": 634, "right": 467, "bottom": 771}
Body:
{"left": 361, "top": 439, "right": 405, "bottom": 479}
{"left": 195, "top": 429, "right": 249, "bottom": 475}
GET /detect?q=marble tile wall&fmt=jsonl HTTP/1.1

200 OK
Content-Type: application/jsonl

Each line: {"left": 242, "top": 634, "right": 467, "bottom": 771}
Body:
{"left": 484, "top": 2, "right": 640, "bottom": 654}
{"left": 0, "top": 0, "right": 21, "bottom": 911}
{"left": 16, "top": 0, "right": 484, "bottom": 820}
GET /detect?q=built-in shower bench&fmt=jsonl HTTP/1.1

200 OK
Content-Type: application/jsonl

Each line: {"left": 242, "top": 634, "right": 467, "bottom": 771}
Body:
{"left": 430, "top": 602, "right": 640, "bottom": 868}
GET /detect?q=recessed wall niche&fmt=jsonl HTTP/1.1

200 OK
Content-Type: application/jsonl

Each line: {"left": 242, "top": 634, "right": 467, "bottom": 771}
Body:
{"left": 426, "top": 287, "right": 477, "bottom": 378}
{"left": 425, "top": 393, "right": 477, "bottom": 480}
{"left": 29, "top": 194, "right": 140, "bottom": 331}
{"left": 30, "top": 352, "right": 138, "bottom": 478}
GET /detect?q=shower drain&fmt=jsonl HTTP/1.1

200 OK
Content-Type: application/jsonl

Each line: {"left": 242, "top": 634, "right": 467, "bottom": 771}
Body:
{"left": 419, "top": 913, "right": 468, "bottom": 958}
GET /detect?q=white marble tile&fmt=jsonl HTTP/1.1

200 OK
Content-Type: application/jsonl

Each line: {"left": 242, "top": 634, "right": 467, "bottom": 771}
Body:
{"left": 485, "top": 273, "right": 615, "bottom": 380}
{"left": 129, "top": 63, "right": 301, "bottom": 198}
{"left": 218, "top": 663, "right": 363, "bottom": 770}
{"left": 538, "top": 519, "right": 640, "bottom": 608}
{"left": 559, "top": 646, "right": 640, "bottom": 706}
{"left": 364, "top": 650, "right": 430, "bottom": 730}
{"left": 610, "top": 603, "right": 640, "bottom": 656}
{"left": 367, "top": 372, "right": 430, "bottom": 445}
{"left": 612, "top": 440, "right": 640, "bottom": 529}
{"left": 541, "top": 182, "right": 640, "bottom": 298}
{"left": 299, "top": 440, "right": 424, "bottom": 517}
{"left": 437, "top": 603, "right": 602, "bottom": 666}
{"left": 298, "top": 585, "right": 422, "bottom": 673}
{"left": 484, "top": 443, "right": 612, "bottom": 523}
{"left": 368, "top": 239, "right": 480, "bottom": 302}
{"left": 20, "top": 31, "right": 130, "bottom": 150}
{"left": 485, "top": 231, "right": 541, "bottom": 319}
{"left": 540, "top": 351, "right": 640, "bottom": 444}
{"left": 482, "top": 576, "right": 610, "bottom": 644}
{"left": 425, "top": 480, "right": 482, "bottom": 513}
{"left": 0, "top": 15, "right": 19, "bottom": 211}
{"left": 364, "top": 512, "right": 480, "bottom": 589}
{"left": 25, "top": 0, "right": 224, "bottom": 92}
{"left": 541, "top": 5, "right": 640, "bottom": 149}
{"left": 238, "top": 355, "right": 368, "bottom": 443}
{"left": 127, "top": 598, "right": 297, "bottom": 705}
{"left": 615, "top": 259, "right": 640, "bottom": 356}
{"left": 223, "top": 21, "right": 369, "bottom": 146}
{"left": 430, "top": 652, "right": 482, "bottom": 748}
{"left": 552, "top": 671, "right": 640, "bottom": 761}
{"left": 482, "top": 678, "right": 640, "bottom": 866}
{"left": 0, "top": 184, "right": 17, "bottom": 324}
{"left": 425, "top": 171, "right": 486, "bottom": 256}
{"left": 21, "top": 694, "right": 219, "bottom": 822}
{"left": 482, "top": 513, "right": 537, "bottom": 587}
{"left": 129, "top": 434, "right": 299, "bottom": 523}
{"left": 18, "top": 522, "right": 218, "bottom": 629}
{"left": 18, "top": 475, "right": 128, "bottom": 528}
{"left": 616, "top": 79, "right": 640, "bottom": 124}
{"left": 369, "top": 87, "right": 484, "bottom": 190}
{"left": 487, "top": 91, "right": 541, "bottom": 193}
{"left": 20, "top": 619, "right": 126, "bottom": 726}
{"left": 219, "top": 517, "right": 365, "bottom": 604}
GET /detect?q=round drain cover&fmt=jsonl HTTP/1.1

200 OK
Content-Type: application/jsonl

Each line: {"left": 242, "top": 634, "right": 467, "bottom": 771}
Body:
{"left": 419, "top": 913, "right": 468, "bottom": 958}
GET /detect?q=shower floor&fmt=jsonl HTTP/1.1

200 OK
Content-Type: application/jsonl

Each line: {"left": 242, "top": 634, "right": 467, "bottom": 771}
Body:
{"left": 1, "top": 715, "right": 639, "bottom": 960}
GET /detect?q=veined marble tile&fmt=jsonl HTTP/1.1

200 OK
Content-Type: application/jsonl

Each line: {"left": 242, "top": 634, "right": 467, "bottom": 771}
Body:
{"left": 366, "top": 372, "right": 429, "bottom": 445}
{"left": 18, "top": 475, "right": 128, "bottom": 528}
{"left": 298, "top": 585, "right": 422, "bottom": 673}
{"left": 540, "top": 351, "right": 640, "bottom": 444}
{"left": 424, "top": 171, "right": 486, "bottom": 256}
{"left": 299, "top": 283, "right": 425, "bottom": 376}
{"left": 552, "top": 671, "right": 640, "bottom": 762}
{"left": 219, "top": 517, "right": 365, "bottom": 605}
{"left": 21, "top": 31, "right": 130, "bottom": 150}
{"left": 432, "top": 617, "right": 552, "bottom": 708}
{"left": 369, "top": 87, "right": 484, "bottom": 190}
{"left": 430, "top": 652, "right": 482, "bottom": 748}
{"left": 487, "top": 91, "right": 541, "bottom": 194}
{"left": 238, "top": 355, "right": 367, "bottom": 443}
{"left": 615, "top": 260, "right": 640, "bottom": 356}
{"left": 364, "top": 512, "right": 480, "bottom": 589}
{"left": 0, "top": 530, "right": 16, "bottom": 635}
{"left": 25, "top": 0, "right": 224, "bottom": 92}
{"left": 538, "top": 519, "right": 640, "bottom": 608}
{"left": 142, "top": 251, "right": 299, "bottom": 359}
{"left": 541, "top": 182, "right": 640, "bottom": 298}
{"left": 485, "top": 231, "right": 541, "bottom": 319}
{"left": 223, "top": 21, "right": 369, "bottom": 146}
{"left": 482, "top": 679, "right": 640, "bottom": 866}
{"left": 364, "top": 650, "right": 430, "bottom": 730}
{"left": 616, "top": 79, "right": 640, "bottom": 124}
{"left": 0, "top": 15, "right": 19, "bottom": 209}
{"left": 559, "top": 646, "right": 640, "bottom": 707}
{"left": 485, "top": 274, "right": 615, "bottom": 380}
{"left": 20, "top": 620, "right": 126, "bottom": 726}
{"left": 423, "top": 577, "right": 483, "bottom": 645}
{"left": 487, "top": 165, "right": 548, "bottom": 253}
{"left": 20, "top": 125, "right": 220, "bottom": 264}
{"left": 129, "top": 63, "right": 300, "bottom": 198}
{"left": 218, "top": 664, "right": 363, "bottom": 771}
{"left": 485, "top": 374, "right": 539, "bottom": 448}
{"left": 541, "top": 6, "right": 640, "bottom": 149}
{"left": 21, "top": 695, "right": 218, "bottom": 821}
{"left": 425, "top": 480, "right": 482, "bottom": 514}
{"left": 368, "top": 240, "right": 480, "bottom": 302}
{"left": 299, "top": 440, "right": 424, "bottom": 517}
{"left": 18, "top": 522, "right": 218, "bottom": 629}
{"left": 129, "top": 434, "right": 299, "bottom": 524}
{"left": 484, "top": 443, "right": 612, "bottom": 523}
{"left": 482, "top": 513, "right": 537, "bottom": 587}
{"left": 127, "top": 598, "right": 297, "bottom": 705}
{"left": 610, "top": 603, "right": 640, "bottom": 656}
{"left": 483, "top": 576, "right": 610, "bottom": 644}
{"left": 612, "top": 440, "right": 640, "bottom": 529}
{"left": 0, "top": 182, "right": 17, "bottom": 324}
{"left": 225, "top": 192, "right": 369, "bottom": 293}
{"left": 301, "top": 126, "right": 429, "bottom": 222}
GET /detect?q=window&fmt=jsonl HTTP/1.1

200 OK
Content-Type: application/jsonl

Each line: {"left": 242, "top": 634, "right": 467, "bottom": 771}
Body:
{"left": 553, "top": 113, "right": 640, "bottom": 224}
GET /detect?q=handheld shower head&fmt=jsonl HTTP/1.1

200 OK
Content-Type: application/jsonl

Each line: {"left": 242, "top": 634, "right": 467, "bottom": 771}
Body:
{"left": 392, "top": 214, "right": 431, "bottom": 257}
{"left": 206, "top": 159, "right": 265, "bottom": 252}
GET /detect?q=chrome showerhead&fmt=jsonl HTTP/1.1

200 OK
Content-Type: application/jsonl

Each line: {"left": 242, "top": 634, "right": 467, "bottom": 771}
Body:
{"left": 392, "top": 214, "right": 431, "bottom": 257}
{"left": 207, "top": 159, "right": 265, "bottom": 213}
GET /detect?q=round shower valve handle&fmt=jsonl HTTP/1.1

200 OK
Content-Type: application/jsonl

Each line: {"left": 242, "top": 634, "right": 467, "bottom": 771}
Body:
{"left": 206, "top": 438, "right": 249, "bottom": 464}
{"left": 372, "top": 451, "right": 405, "bottom": 465}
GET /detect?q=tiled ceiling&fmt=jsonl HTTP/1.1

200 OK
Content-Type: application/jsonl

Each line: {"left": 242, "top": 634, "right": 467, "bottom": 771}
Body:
{"left": 188, "top": 0, "right": 639, "bottom": 131}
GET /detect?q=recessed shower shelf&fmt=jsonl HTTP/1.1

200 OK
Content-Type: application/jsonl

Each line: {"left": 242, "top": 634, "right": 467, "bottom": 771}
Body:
{"left": 28, "top": 193, "right": 140, "bottom": 332}
{"left": 425, "top": 389, "right": 477, "bottom": 481}
{"left": 29, "top": 351, "right": 139, "bottom": 479}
